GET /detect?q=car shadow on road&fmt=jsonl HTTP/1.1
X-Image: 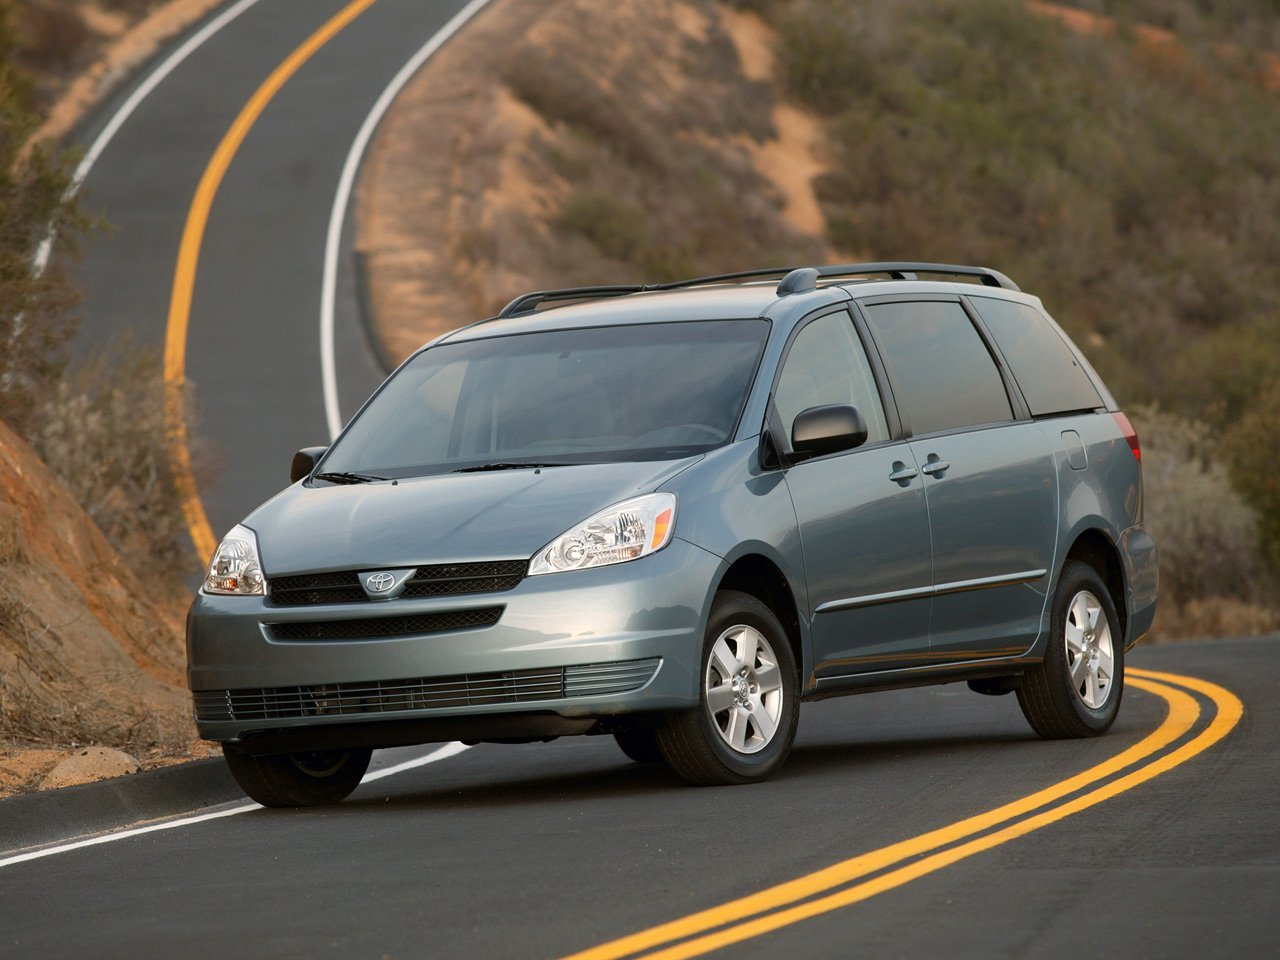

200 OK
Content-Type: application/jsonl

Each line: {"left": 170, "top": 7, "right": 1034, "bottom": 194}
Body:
{"left": 243, "top": 726, "right": 1110, "bottom": 818}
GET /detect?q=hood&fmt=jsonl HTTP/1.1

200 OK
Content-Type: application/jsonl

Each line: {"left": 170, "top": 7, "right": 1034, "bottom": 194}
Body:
{"left": 244, "top": 458, "right": 699, "bottom": 575}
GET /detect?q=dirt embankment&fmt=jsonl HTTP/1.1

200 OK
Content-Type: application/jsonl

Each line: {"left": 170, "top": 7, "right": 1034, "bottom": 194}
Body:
{"left": 1, "top": 0, "right": 227, "bottom": 796}
{"left": 355, "top": 0, "right": 833, "bottom": 362}
{"left": 0, "top": 419, "right": 202, "bottom": 795}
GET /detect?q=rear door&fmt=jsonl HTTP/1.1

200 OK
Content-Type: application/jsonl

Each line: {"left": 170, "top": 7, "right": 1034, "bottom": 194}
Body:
{"left": 776, "top": 308, "right": 934, "bottom": 677}
{"left": 859, "top": 297, "right": 1058, "bottom": 663}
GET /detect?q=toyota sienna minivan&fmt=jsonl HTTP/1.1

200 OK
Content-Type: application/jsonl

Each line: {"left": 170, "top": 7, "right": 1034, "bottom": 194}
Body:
{"left": 187, "top": 262, "right": 1158, "bottom": 806}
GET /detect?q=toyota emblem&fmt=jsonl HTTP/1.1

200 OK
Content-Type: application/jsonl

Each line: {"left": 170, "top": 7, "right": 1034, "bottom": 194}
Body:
{"left": 366, "top": 572, "right": 396, "bottom": 593}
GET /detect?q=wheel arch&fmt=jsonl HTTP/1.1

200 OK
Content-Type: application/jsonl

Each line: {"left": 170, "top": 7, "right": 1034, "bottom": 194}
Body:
{"left": 715, "top": 553, "right": 806, "bottom": 682}
{"left": 1062, "top": 529, "right": 1128, "bottom": 640}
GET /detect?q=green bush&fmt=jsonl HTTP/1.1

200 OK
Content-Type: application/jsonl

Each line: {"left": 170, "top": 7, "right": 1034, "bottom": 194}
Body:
{"left": 1222, "top": 381, "right": 1280, "bottom": 571}
{"left": 769, "top": 0, "right": 1279, "bottom": 401}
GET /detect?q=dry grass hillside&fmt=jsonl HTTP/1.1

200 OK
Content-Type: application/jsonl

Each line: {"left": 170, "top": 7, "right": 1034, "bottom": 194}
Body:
{"left": 0, "top": 419, "right": 198, "bottom": 794}
{"left": 357, "top": 0, "right": 829, "bottom": 360}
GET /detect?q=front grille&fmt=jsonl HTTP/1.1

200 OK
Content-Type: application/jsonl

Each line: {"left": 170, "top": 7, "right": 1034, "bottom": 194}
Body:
{"left": 269, "top": 571, "right": 365, "bottom": 606}
{"left": 193, "top": 658, "right": 661, "bottom": 723}
{"left": 267, "top": 607, "right": 502, "bottom": 641}
{"left": 402, "top": 560, "right": 527, "bottom": 598}
{"left": 267, "top": 560, "right": 527, "bottom": 606}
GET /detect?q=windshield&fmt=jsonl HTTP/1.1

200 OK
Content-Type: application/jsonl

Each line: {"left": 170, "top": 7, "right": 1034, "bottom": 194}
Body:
{"left": 319, "top": 319, "right": 770, "bottom": 479}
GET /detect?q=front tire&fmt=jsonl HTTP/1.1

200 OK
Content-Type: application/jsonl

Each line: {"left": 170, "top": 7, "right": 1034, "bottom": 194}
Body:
{"left": 657, "top": 591, "right": 799, "bottom": 785}
{"left": 1017, "top": 561, "right": 1124, "bottom": 739}
{"left": 223, "top": 745, "right": 372, "bottom": 807}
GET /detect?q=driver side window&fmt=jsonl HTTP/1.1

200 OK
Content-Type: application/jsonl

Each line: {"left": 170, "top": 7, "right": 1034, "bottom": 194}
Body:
{"left": 774, "top": 312, "right": 889, "bottom": 444}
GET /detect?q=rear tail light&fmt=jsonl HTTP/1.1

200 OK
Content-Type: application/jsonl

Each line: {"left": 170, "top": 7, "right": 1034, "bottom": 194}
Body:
{"left": 1112, "top": 412, "right": 1141, "bottom": 461}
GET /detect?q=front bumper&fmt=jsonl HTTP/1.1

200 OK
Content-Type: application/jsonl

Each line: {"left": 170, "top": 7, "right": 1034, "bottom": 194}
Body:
{"left": 187, "top": 538, "right": 722, "bottom": 746}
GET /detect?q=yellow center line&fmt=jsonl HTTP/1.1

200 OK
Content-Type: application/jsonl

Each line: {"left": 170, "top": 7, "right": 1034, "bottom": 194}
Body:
{"left": 562, "top": 669, "right": 1242, "bottom": 960}
{"left": 164, "top": 0, "right": 381, "bottom": 564}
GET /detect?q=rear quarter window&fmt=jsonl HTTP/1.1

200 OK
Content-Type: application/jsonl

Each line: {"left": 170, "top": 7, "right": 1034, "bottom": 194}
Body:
{"left": 863, "top": 300, "right": 1013, "bottom": 436}
{"left": 968, "top": 297, "right": 1103, "bottom": 416}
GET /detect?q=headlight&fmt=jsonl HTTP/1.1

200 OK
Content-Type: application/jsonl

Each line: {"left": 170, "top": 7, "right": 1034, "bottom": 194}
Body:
{"left": 203, "top": 524, "right": 267, "bottom": 595}
{"left": 529, "top": 493, "right": 676, "bottom": 575}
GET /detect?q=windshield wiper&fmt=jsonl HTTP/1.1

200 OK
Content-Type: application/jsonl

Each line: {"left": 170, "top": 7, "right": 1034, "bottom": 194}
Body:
{"left": 313, "top": 471, "right": 385, "bottom": 484}
{"left": 452, "top": 462, "right": 570, "bottom": 473}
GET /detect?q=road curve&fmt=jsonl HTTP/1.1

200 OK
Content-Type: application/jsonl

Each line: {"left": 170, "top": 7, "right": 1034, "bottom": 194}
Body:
{"left": 69, "top": 0, "right": 487, "bottom": 554}
{"left": 1, "top": 638, "right": 1275, "bottom": 958}
{"left": 32, "top": 4, "right": 1280, "bottom": 959}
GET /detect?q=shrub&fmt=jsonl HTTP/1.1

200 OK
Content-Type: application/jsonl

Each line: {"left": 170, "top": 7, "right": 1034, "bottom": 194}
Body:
{"left": 32, "top": 341, "right": 196, "bottom": 584}
{"left": 1221, "top": 381, "right": 1280, "bottom": 571}
{"left": 1131, "top": 405, "right": 1270, "bottom": 608}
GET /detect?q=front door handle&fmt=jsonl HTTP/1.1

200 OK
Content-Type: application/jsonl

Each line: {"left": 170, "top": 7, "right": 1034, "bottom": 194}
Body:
{"left": 889, "top": 461, "right": 918, "bottom": 486}
{"left": 920, "top": 454, "right": 950, "bottom": 477}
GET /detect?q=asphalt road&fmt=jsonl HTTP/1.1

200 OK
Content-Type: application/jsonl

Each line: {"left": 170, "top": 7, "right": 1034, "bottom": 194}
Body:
{"left": 68, "top": 0, "right": 480, "bottom": 542}
{"left": 1, "top": 638, "right": 1275, "bottom": 959}
{"left": 22, "top": 2, "right": 1279, "bottom": 958}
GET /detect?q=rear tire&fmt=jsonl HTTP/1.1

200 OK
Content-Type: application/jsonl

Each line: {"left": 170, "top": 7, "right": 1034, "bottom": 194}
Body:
{"left": 223, "top": 745, "right": 372, "bottom": 807}
{"left": 1017, "top": 561, "right": 1124, "bottom": 739}
{"left": 657, "top": 591, "right": 799, "bottom": 785}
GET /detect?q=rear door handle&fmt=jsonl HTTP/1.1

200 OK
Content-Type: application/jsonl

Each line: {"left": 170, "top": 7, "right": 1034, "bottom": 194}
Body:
{"left": 889, "top": 461, "right": 918, "bottom": 485}
{"left": 920, "top": 455, "right": 950, "bottom": 477}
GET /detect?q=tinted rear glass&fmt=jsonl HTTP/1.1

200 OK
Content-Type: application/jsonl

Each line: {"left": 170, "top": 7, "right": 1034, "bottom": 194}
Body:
{"left": 865, "top": 301, "right": 1013, "bottom": 435}
{"left": 968, "top": 297, "right": 1103, "bottom": 416}
{"left": 321, "top": 320, "right": 769, "bottom": 478}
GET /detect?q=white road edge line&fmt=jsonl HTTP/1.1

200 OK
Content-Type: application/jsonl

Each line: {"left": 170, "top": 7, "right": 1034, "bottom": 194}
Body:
{"left": 319, "top": 0, "right": 495, "bottom": 440}
{"left": 0, "top": 741, "right": 471, "bottom": 869}
{"left": 32, "top": 0, "right": 264, "bottom": 275}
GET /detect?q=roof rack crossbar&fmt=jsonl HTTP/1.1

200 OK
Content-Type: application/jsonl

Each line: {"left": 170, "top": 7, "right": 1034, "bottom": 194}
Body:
{"left": 778, "top": 262, "right": 1020, "bottom": 294}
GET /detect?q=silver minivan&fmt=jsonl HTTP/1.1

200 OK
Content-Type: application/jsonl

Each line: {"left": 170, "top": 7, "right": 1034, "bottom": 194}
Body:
{"left": 188, "top": 263, "right": 1158, "bottom": 806}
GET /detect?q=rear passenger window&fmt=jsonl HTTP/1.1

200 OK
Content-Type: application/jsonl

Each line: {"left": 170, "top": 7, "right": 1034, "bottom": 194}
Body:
{"left": 775, "top": 312, "right": 889, "bottom": 445}
{"left": 865, "top": 301, "right": 1012, "bottom": 436}
{"left": 968, "top": 297, "right": 1103, "bottom": 416}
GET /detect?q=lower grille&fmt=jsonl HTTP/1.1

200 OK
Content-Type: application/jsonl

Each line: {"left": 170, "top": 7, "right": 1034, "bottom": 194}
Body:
{"left": 193, "top": 658, "right": 661, "bottom": 724}
{"left": 267, "top": 607, "right": 502, "bottom": 641}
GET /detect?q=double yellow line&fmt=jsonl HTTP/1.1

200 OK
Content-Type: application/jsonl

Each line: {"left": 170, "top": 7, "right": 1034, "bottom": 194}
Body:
{"left": 164, "top": 0, "right": 381, "bottom": 564}
{"left": 562, "top": 668, "right": 1241, "bottom": 960}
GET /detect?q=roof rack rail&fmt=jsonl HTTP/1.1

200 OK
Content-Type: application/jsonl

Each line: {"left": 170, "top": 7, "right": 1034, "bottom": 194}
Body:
{"left": 777, "top": 262, "right": 1020, "bottom": 294}
{"left": 497, "top": 267, "right": 796, "bottom": 318}
{"left": 494, "top": 262, "right": 1018, "bottom": 321}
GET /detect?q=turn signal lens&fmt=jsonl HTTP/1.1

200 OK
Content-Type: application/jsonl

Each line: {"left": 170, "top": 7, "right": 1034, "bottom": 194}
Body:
{"left": 529, "top": 494, "right": 677, "bottom": 575}
{"left": 650, "top": 507, "right": 673, "bottom": 549}
{"left": 203, "top": 524, "right": 267, "bottom": 596}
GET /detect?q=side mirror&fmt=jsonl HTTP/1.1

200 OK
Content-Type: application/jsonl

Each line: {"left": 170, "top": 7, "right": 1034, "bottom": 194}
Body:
{"left": 790, "top": 404, "right": 868, "bottom": 462}
{"left": 291, "top": 446, "right": 328, "bottom": 483}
